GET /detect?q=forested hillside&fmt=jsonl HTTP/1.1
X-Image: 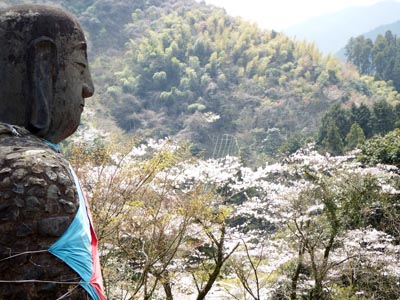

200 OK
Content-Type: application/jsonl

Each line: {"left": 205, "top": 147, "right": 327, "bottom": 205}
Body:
{"left": 2, "top": 0, "right": 400, "bottom": 162}
{"left": 3, "top": 2, "right": 400, "bottom": 299}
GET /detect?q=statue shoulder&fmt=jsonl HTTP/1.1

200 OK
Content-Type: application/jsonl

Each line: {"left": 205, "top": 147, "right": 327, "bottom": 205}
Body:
{"left": 0, "top": 124, "right": 79, "bottom": 237}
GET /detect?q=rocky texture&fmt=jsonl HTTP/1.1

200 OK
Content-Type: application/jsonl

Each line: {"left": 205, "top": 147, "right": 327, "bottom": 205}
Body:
{"left": 0, "top": 4, "right": 99, "bottom": 298}
{"left": 0, "top": 124, "right": 87, "bottom": 300}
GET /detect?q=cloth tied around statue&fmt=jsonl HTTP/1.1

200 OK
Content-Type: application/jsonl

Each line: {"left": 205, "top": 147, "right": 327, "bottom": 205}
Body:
{"left": 0, "top": 123, "right": 106, "bottom": 300}
{"left": 49, "top": 163, "right": 106, "bottom": 300}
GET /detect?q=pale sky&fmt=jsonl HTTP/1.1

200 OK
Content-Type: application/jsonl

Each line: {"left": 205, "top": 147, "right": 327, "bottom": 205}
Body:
{"left": 202, "top": 0, "right": 400, "bottom": 30}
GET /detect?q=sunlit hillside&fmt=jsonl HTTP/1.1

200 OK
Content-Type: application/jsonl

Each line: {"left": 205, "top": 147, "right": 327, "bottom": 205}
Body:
{"left": 3, "top": 0, "right": 400, "bottom": 163}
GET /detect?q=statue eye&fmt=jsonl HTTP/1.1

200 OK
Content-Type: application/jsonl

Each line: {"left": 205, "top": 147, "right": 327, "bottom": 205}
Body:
{"left": 74, "top": 62, "right": 86, "bottom": 73}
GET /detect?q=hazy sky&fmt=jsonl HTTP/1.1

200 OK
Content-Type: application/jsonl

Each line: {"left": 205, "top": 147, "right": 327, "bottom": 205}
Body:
{"left": 202, "top": 0, "right": 400, "bottom": 30}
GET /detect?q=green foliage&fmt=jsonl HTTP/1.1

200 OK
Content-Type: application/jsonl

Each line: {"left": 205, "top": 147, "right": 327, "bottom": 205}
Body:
{"left": 345, "top": 35, "right": 374, "bottom": 75}
{"left": 330, "top": 285, "right": 357, "bottom": 300}
{"left": 317, "top": 99, "right": 400, "bottom": 154}
{"left": 317, "top": 104, "right": 351, "bottom": 153}
{"left": 338, "top": 174, "right": 383, "bottom": 229}
{"left": 322, "top": 121, "right": 344, "bottom": 155}
{"left": 278, "top": 133, "right": 305, "bottom": 156}
{"left": 345, "top": 123, "right": 365, "bottom": 150}
{"left": 358, "top": 128, "right": 400, "bottom": 166}
{"left": 65, "top": 0, "right": 400, "bottom": 162}
{"left": 345, "top": 30, "right": 400, "bottom": 92}
{"left": 351, "top": 103, "right": 373, "bottom": 137}
{"left": 372, "top": 98, "right": 396, "bottom": 134}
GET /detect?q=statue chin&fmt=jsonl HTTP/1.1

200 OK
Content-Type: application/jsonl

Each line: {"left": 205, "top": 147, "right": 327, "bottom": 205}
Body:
{"left": 61, "top": 121, "right": 81, "bottom": 142}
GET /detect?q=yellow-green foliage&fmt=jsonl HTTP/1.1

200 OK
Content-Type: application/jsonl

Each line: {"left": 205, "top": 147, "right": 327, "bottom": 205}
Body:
{"left": 362, "top": 75, "right": 400, "bottom": 104}
{"left": 330, "top": 285, "right": 357, "bottom": 300}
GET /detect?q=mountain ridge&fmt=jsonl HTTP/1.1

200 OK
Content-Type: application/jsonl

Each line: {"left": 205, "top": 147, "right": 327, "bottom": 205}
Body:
{"left": 285, "top": 0, "right": 400, "bottom": 54}
{"left": 336, "top": 20, "right": 400, "bottom": 59}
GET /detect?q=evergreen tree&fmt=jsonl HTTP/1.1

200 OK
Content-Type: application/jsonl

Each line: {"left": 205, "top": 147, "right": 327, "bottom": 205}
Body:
{"left": 350, "top": 103, "right": 373, "bottom": 138}
{"left": 345, "top": 35, "right": 373, "bottom": 75}
{"left": 372, "top": 99, "right": 396, "bottom": 135}
{"left": 345, "top": 123, "right": 365, "bottom": 150}
{"left": 383, "top": 31, "right": 397, "bottom": 81}
{"left": 392, "top": 40, "right": 400, "bottom": 91}
{"left": 345, "top": 30, "right": 400, "bottom": 92}
{"left": 372, "top": 34, "right": 389, "bottom": 81}
{"left": 323, "top": 120, "right": 344, "bottom": 155}
{"left": 317, "top": 104, "right": 351, "bottom": 145}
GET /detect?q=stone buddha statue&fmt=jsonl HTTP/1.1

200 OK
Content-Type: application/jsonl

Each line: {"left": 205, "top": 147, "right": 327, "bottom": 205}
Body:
{"left": 0, "top": 5, "right": 105, "bottom": 300}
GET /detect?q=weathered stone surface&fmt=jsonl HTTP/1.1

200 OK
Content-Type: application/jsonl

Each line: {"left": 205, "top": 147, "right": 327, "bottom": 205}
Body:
{"left": 14, "top": 196, "right": 24, "bottom": 208}
{"left": 0, "top": 127, "right": 86, "bottom": 299}
{"left": 57, "top": 172, "right": 72, "bottom": 186}
{"left": 25, "top": 196, "right": 42, "bottom": 209}
{"left": 0, "top": 204, "right": 19, "bottom": 221}
{"left": 16, "top": 223, "right": 33, "bottom": 237}
{"left": 65, "top": 187, "right": 76, "bottom": 198}
{"left": 59, "top": 198, "right": 77, "bottom": 214}
{"left": 26, "top": 176, "right": 47, "bottom": 187}
{"left": 5, "top": 152, "right": 22, "bottom": 160}
{"left": 0, "top": 167, "right": 11, "bottom": 174}
{"left": 47, "top": 184, "right": 61, "bottom": 200}
{"left": 38, "top": 216, "right": 71, "bottom": 236}
{"left": 2, "top": 191, "right": 11, "bottom": 199}
{"left": 12, "top": 168, "right": 28, "bottom": 180}
{"left": 0, "top": 3, "right": 97, "bottom": 299}
{"left": 26, "top": 186, "right": 46, "bottom": 198}
{"left": 0, "top": 177, "right": 11, "bottom": 188}
{"left": 12, "top": 183, "right": 24, "bottom": 194}
{"left": 45, "top": 169, "right": 57, "bottom": 181}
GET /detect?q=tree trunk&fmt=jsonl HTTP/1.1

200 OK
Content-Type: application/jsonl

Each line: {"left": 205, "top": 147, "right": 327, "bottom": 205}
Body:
{"left": 290, "top": 243, "right": 306, "bottom": 300}
{"left": 163, "top": 281, "right": 174, "bottom": 300}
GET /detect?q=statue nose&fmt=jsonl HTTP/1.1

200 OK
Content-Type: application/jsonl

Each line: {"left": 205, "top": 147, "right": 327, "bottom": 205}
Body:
{"left": 82, "top": 82, "right": 94, "bottom": 98}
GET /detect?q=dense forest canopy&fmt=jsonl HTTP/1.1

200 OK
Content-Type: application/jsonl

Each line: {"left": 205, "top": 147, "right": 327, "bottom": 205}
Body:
{"left": 95, "top": 0, "right": 400, "bottom": 162}
{"left": 3, "top": 0, "right": 400, "bottom": 162}
{"left": 345, "top": 30, "right": 400, "bottom": 91}
{"left": 316, "top": 99, "right": 400, "bottom": 155}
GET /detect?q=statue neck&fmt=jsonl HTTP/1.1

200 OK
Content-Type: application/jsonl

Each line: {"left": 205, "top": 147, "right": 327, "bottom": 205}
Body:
{"left": 0, "top": 122, "right": 60, "bottom": 152}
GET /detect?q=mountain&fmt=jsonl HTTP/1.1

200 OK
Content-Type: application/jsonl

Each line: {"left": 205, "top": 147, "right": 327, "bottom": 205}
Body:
{"left": 337, "top": 20, "right": 400, "bottom": 60}
{"left": 285, "top": 1, "right": 400, "bottom": 54}
{"left": 1, "top": 0, "right": 400, "bottom": 164}
{"left": 363, "top": 20, "right": 400, "bottom": 40}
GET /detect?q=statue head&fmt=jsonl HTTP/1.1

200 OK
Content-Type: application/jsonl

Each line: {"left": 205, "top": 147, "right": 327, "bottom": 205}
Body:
{"left": 0, "top": 5, "right": 94, "bottom": 143}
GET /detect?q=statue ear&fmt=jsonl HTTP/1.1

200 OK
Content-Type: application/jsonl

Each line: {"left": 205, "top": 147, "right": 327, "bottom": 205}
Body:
{"left": 26, "top": 37, "right": 57, "bottom": 135}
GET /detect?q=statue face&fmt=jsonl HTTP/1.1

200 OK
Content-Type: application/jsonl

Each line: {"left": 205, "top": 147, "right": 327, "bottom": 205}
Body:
{"left": 50, "top": 36, "right": 94, "bottom": 142}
